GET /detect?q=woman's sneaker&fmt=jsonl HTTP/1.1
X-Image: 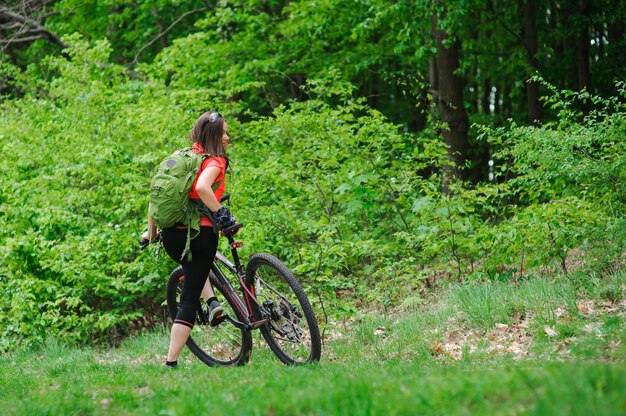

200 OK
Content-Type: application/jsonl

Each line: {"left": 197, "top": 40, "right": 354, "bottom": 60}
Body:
{"left": 208, "top": 299, "right": 225, "bottom": 326}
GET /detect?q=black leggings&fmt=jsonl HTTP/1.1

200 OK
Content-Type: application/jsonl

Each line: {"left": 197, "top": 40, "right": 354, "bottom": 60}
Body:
{"left": 161, "top": 226, "right": 218, "bottom": 328}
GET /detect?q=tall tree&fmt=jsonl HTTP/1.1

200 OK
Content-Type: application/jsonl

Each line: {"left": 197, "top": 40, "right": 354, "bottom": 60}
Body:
{"left": 524, "top": 0, "right": 541, "bottom": 123}
{"left": 577, "top": 0, "right": 592, "bottom": 92}
{"left": 430, "top": 11, "right": 470, "bottom": 190}
{"left": 577, "top": 0, "right": 591, "bottom": 115}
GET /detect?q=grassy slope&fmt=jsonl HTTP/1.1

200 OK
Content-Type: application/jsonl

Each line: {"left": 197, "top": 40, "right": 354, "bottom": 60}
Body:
{"left": 1, "top": 271, "right": 624, "bottom": 416}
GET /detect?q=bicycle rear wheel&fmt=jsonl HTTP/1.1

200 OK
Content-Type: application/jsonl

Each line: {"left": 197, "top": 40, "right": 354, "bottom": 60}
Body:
{"left": 166, "top": 266, "right": 252, "bottom": 367}
{"left": 245, "top": 253, "right": 321, "bottom": 365}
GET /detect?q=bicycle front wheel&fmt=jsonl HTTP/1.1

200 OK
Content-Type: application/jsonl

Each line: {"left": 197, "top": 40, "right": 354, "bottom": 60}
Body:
{"left": 166, "top": 266, "right": 252, "bottom": 367}
{"left": 245, "top": 253, "right": 321, "bottom": 365}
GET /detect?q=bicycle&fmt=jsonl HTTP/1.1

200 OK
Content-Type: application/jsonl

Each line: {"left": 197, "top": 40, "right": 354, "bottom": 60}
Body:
{"left": 141, "top": 195, "right": 322, "bottom": 366}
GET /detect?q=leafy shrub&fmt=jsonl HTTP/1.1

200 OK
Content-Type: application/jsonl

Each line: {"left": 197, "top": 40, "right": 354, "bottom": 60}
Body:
{"left": 1, "top": 37, "right": 624, "bottom": 352}
{"left": 0, "top": 36, "right": 185, "bottom": 351}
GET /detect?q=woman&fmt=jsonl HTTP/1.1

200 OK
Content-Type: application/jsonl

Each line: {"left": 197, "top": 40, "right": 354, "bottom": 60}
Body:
{"left": 142, "top": 111, "right": 237, "bottom": 368}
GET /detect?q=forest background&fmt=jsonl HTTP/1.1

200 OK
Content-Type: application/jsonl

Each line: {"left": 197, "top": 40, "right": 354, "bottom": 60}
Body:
{"left": 0, "top": 0, "right": 624, "bottom": 353}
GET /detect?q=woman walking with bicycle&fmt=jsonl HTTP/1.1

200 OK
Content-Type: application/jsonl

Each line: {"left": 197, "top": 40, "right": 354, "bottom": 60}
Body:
{"left": 142, "top": 111, "right": 238, "bottom": 368}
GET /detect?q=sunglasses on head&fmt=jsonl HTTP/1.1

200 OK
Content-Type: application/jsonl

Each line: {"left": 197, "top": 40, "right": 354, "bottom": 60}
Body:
{"left": 207, "top": 112, "right": 221, "bottom": 123}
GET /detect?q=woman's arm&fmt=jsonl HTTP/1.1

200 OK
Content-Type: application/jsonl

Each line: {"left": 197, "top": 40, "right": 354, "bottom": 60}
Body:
{"left": 142, "top": 203, "right": 159, "bottom": 241}
{"left": 196, "top": 164, "right": 238, "bottom": 234}
{"left": 195, "top": 166, "right": 222, "bottom": 212}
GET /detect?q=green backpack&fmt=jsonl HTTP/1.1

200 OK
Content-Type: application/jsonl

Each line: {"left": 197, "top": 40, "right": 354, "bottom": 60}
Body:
{"left": 148, "top": 148, "right": 210, "bottom": 260}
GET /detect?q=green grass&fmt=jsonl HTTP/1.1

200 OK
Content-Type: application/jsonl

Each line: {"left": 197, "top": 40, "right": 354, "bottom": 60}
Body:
{"left": 1, "top": 271, "right": 625, "bottom": 415}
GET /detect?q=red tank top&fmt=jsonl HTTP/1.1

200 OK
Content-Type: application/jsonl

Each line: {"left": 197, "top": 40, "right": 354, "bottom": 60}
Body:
{"left": 189, "top": 144, "right": 227, "bottom": 227}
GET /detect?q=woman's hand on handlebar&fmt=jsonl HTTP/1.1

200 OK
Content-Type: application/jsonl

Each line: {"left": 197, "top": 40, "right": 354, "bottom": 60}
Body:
{"left": 139, "top": 230, "right": 161, "bottom": 249}
{"left": 212, "top": 206, "right": 243, "bottom": 236}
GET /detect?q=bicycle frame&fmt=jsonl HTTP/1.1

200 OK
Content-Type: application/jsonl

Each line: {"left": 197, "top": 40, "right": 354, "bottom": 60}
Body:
{"left": 210, "top": 234, "right": 267, "bottom": 331}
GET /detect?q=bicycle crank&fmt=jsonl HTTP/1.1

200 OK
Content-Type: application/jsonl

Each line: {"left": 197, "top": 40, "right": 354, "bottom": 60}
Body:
{"left": 224, "top": 314, "right": 268, "bottom": 331}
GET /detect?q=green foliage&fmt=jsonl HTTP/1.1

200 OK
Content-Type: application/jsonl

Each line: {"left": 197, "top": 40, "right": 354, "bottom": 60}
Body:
{"left": 1, "top": 30, "right": 625, "bottom": 352}
{"left": 226, "top": 78, "right": 448, "bottom": 307}
{"left": 475, "top": 80, "right": 626, "bottom": 274}
{"left": 0, "top": 36, "right": 186, "bottom": 351}
{"left": 48, "top": 0, "right": 210, "bottom": 63}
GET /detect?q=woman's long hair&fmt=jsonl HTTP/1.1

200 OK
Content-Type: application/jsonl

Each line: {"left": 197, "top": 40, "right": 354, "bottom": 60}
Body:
{"left": 189, "top": 111, "right": 228, "bottom": 163}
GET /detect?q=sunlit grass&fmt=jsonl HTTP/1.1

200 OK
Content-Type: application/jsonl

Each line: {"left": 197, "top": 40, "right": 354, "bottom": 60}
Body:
{"left": 1, "top": 271, "right": 624, "bottom": 415}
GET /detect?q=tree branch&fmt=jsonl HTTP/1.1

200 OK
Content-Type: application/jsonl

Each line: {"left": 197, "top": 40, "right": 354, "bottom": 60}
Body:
{"left": 132, "top": 7, "right": 209, "bottom": 65}
{"left": 485, "top": 0, "right": 530, "bottom": 56}
{"left": 0, "top": 22, "right": 24, "bottom": 30}
{"left": 0, "top": 35, "right": 44, "bottom": 44}
{"left": 0, "top": 5, "right": 66, "bottom": 51}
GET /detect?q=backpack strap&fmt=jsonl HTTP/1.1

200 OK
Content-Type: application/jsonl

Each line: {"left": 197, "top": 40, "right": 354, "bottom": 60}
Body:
{"left": 181, "top": 222, "right": 193, "bottom": 262}
{"left": 179, "top": 149, "right": 211, "bottom": 262}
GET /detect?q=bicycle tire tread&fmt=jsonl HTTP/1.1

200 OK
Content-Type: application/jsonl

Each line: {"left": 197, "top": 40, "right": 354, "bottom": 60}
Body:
{"left": 245, "top": 253, "right": 322, "bottom": 365}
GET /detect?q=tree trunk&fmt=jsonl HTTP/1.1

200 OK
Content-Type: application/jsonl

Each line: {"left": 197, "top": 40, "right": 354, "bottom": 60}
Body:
{"left": 430, "top": 15, "right": 470, "bottom": 192}
{"left": 494, "top": 85, "right": 501, "bottom": 116}
{"left": 607, "top": 13, "right": 624, "bottom": 45}
{"left": 607, "top": 6, "right": 625, "bottom": 95}
{"left": 558, "top": 2, "right": 578, "bottom": 90}
{"left": 524, "top": 0, "right": 541, "bottom": 124}
{"left": 577, "top": 0, "right": 591, "bottom": 114}
{"left": 482, "top": 77, "right": 491, "bottom": 114}
{"left": 428, "top": 50, "right": 439, "bottom": 121}
{"left": 154, "top": 9, "right": 169, "bottom": 49}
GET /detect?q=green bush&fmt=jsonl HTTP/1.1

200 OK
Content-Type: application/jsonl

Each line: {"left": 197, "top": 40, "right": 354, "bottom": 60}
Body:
{"left": 0, "top": 36, "right": 183, "bottom": 351}
{"left": 1, "top": 37, "right": 624, "bottom": 352}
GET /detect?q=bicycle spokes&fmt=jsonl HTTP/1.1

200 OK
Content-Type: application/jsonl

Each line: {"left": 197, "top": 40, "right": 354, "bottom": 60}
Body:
{"left": 250, "top": 264, "right": 317, "bottom": 362}
{"left": 262, "top": 298, "right": 304, "bottom": 342}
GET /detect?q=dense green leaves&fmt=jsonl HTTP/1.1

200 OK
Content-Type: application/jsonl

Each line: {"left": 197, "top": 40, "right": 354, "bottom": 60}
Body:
{"left": 1, "top": 3, "right": 625, "bottom": 352}
{"left": 1, "top": 37, "right": 182, "bottom": 351}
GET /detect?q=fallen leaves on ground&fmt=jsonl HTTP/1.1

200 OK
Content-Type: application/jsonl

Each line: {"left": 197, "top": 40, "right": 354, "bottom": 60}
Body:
{"left": 544, "top": 325, "right": 558, "bottom": 338}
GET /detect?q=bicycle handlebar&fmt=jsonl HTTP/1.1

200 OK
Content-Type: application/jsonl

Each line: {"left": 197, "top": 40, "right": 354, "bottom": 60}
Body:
{"left": 139, "top": 194, "right": 236, "bottom": 249}
{"left": 139, "top": 232, "right": 161, "bottom": 250}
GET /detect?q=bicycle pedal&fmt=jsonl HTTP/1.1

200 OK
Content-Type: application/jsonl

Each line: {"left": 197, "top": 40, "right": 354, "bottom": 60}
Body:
{"left": 210, "top": 313, "right": 226, "bottom": 327}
